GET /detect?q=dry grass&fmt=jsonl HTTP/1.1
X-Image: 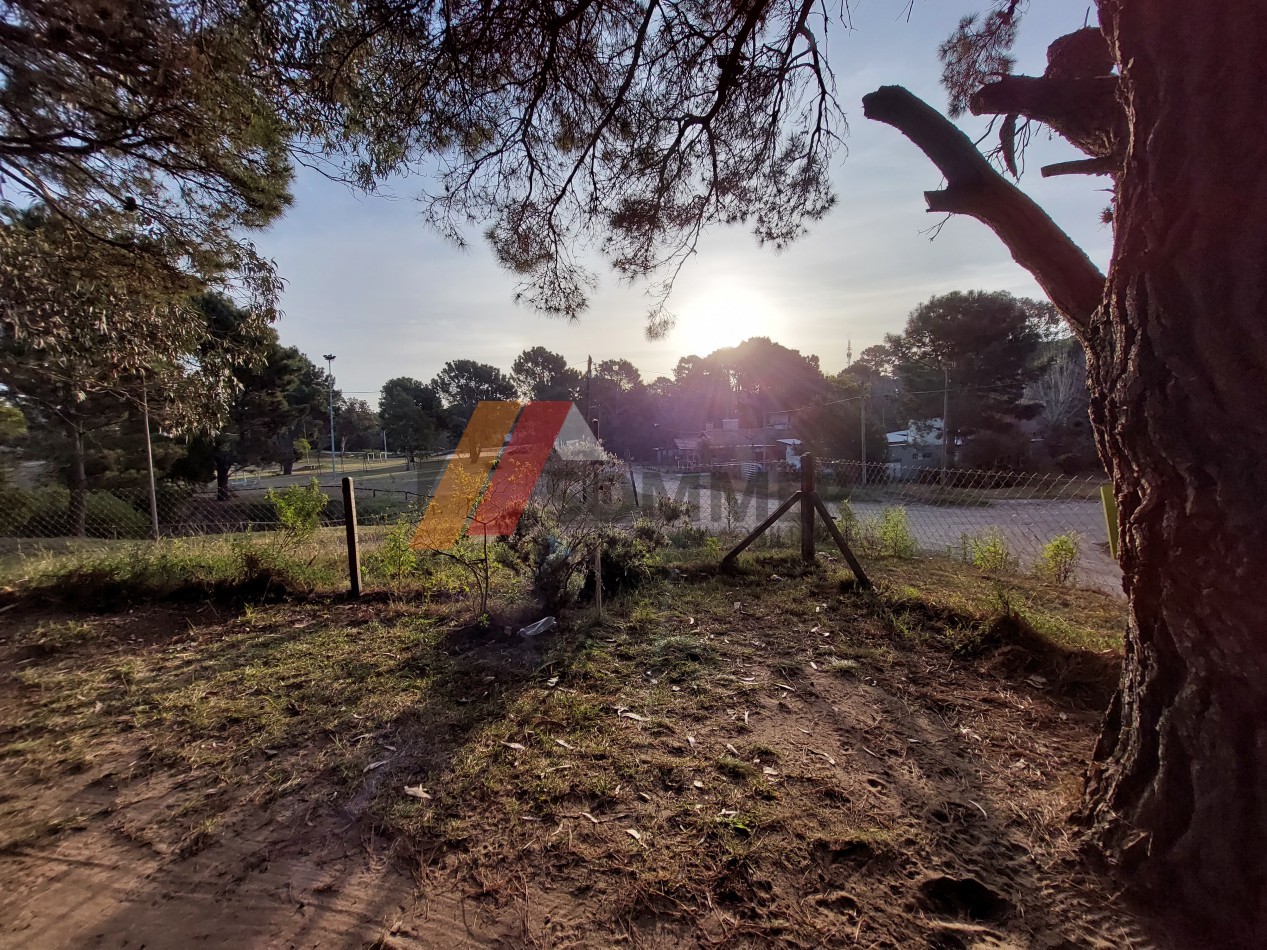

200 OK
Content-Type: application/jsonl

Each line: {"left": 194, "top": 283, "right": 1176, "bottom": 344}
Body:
{"left": 0, "top": 543, "right": 1152, "bottom": 947}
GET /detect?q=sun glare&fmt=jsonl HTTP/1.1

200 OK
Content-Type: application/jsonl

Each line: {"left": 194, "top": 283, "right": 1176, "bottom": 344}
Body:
{"left": 672, "top": 283, "right": 783, "bottom": 357}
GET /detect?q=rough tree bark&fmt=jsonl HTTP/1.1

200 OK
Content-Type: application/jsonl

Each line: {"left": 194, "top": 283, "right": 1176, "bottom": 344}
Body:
{"left": 215, "top": 456, "right": 232, "bottom": 502}
{"left": 867, "top": 2, "right": 1267, "bottom": 943}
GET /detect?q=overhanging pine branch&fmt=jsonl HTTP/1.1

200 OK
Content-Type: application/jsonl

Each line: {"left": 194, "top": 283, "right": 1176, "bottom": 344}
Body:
{"left": 861, "top": 85, "right": 1106, "bottom": 331}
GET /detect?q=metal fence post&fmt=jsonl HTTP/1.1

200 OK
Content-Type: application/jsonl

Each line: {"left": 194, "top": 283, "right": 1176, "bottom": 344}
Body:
{"left": 342, "top": 476, "right": 361, "bottom": 598}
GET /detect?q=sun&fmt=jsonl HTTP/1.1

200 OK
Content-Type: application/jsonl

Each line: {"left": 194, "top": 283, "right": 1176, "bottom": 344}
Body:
{"left": 672, "top": 282, "right": 784, "bottom": 357}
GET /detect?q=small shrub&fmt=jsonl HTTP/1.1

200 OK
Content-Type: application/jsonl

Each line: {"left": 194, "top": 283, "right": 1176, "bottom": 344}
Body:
{"left": 668, "top": 524, "right": 711, "bottom": 549}
{"left": 1036, "top": 532, "right": 1081, "bottom": 585}
{"left": 265, "top": 479, "right": 328, "bottom": 545}
{"left": 859, "top": 507, "right": 917, "bottom": 558}
{"left": 722, "top": 484, "right": 742, "bottom": 536}
{"left": 836, "top": 499, "right": 858, "bottom": 541}
{"left": 655, "top": 496, "right": 694, "bottom": 525}
{"left": 963, "top": 528, "right": 1017, "bottom": 574}
{"left": 366, "top": 517, "right": 419, "bottom": 582}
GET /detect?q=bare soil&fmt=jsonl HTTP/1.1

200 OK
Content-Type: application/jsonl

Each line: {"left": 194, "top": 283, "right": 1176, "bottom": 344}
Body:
{"left": 0, "top": 556, "right": 1162, "bottom": 948}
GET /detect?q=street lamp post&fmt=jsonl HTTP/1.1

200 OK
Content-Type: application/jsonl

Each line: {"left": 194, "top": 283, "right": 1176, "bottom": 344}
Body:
{"left": 323, "top": 354, "right": 337, "bottom": 475}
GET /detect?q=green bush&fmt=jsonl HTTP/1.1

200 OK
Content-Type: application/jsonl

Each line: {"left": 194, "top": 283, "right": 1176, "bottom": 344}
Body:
{"left": 836, "top": 499, "right": 858, "bottom": 540}
{"left": 265, "top": 479, "right": 328, "bottom": 545}
{"left": 1036, "top": 532, "right": 1081, "bottom": 585}
{"left": 859, "top": 507, "right": 917, "bottom": 558}
{"left": 0, "top": 485, "right": 150, "bottom": 539}
{"left": 962, "top": 528, "right": 1017, "bottom": 574}
{"left": 22, "top": 540, "right": 339, "bottom": 608}
{"left": 365, "top": 517, "right": 420, "bottom": 582}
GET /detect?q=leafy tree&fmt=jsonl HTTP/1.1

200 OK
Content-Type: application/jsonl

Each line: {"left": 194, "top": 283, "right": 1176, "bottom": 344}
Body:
{"left": 379, "top": 378, "right": 444, "bottom": 466}
{"left": 335, "top": 398, "right": 381, "bottom": 454}
{"left": 799, "top": 372, "right": 886, "bottom": 464}
{"left": 885, "top": 291, "right": 1052, "bottom": 458}
{"left": 588, "top": 359, "right": 654, "bottom": 458}
{"left": 0, "top": 0, "right": 292, "bottom": 297}
{"left": 0, "top": 212, "right": 274, "bottom": 530}
{"left": 1027, "top": 339, "right": 1097, "bottom": 474}
{"left": 271, "top": 2, "right": 1267, "bottom": 934}
{"left": 167, "top": 296, "right": 327, "bottom": 498}
{"left": 430, "top": 360, "right": 517, "bottom": 436}
{"left": 511, "top": 347, "right": 581, "bottom": 401}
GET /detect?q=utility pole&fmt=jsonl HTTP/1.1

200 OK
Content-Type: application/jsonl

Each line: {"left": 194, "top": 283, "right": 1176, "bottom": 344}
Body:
{"left": 324, "top": 354, "right": 337, "bottom": 475}
{"left": 859, "top": 386, "right": 868, "bottom": 484}
{"left": 141, "top": 379, "right": 160, "bottom": 540}
{"left": 941, "top": 365, "right": 950, "bottom": 482}
{"left": 585, "top": 355, "right": 593, "bottom": 420}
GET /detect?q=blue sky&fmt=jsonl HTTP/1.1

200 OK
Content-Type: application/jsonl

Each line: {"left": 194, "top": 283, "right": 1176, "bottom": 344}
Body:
{"left": 256, "top": 1, "right": 1110, "bottom": 401}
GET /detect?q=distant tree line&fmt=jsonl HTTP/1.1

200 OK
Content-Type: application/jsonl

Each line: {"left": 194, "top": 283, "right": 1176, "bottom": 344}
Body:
{"left": 1, "top": 288, "right": 1100, "bottom": 532}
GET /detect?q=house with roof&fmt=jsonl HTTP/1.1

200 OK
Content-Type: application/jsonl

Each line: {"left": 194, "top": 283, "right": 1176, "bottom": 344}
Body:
{"left": 886, "top": 418, "right": 945, "bottom": 470}
{"left": 658, "top": 412, "right": 805, "bottom": 469}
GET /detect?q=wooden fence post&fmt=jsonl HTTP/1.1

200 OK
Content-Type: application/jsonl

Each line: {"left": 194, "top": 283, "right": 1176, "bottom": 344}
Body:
{"left": 342, "top": 476, "right": 361, "bottom": 598}
{"left": 800, "top": 454, "right": 816, "bottom": 563}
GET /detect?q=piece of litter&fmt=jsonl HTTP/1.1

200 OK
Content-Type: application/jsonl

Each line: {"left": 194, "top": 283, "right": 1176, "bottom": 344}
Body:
{"left": 363, "top": 760, "right": 388, "bottom": 773}
{"left": 627, "top": 828, "right": 642, "bottom": 841}
{"left": 810, "top": 662, "right": 819, "bottom": 670}
{"left": 726, "top": 743, "right": 740, "bottom": 755}
{"left": 518, "top": 616, "right": 557, "bottom": 638}
{"left": 692, "top": 780, "right": 704, "bottom": 789}
{"left": 733, "top": 602, "right": 742, "bottom": 609}
{"left": 687, "top": 735, "right": 696, "bottom": 748}
{"left": 762, "top": 766, "right": 778, "bottom": 776}
{"left": 555, "top": 739, "right": 575, "bottom": 750}
{"left": 770, "top": 574, "right": 782, "bottom": 581}
{"left": 546, "top": 676, "right": 559, "bottom": 687}
{"left": 743, "top": 711, "right": 750, "bottom": 725}
{"left": 810, "top": 626, "right": 820, "bottom": 634}
{"left": 501, "top": 741, "right": 527, "bottom": 751}
{"left": 403, "top": 785, "right": 432, "bottom": 800}
{"left": 687, "top": 617, "right": 695, "bottom": 626}
{"left": 741, "top": 677, "right": 756, "bottom": 683}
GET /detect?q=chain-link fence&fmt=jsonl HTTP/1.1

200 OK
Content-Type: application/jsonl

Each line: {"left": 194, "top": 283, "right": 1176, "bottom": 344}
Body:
{"left": 630, "top": 460, "right": 1121, "bottom": 595}
{"left": 0, "top": 456, "right": 1121, "bottom": 596}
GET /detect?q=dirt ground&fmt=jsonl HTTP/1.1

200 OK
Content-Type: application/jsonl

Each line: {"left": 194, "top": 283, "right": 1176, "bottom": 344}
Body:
{"left": 0, "top": 557, "right": 1162, "bottom": 948}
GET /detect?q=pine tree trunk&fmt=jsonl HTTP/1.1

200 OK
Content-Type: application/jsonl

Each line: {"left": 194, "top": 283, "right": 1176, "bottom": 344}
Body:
{"left": 1080, "top": 3, "right": 1267, "bottom": 944}
{"left": 68, "top": 424, "right": 87, "bottom": 537}
{"left": 215, "top": 458, "right": 232, "bottom": 502}
{"left": 282, "top": 458, "right": 295, "bottom": 476}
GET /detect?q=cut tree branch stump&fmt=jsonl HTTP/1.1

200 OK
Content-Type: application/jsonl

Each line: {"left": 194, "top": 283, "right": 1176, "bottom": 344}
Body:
{"left": 862, "top": 85, "right": 1106, "bottom": 333}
